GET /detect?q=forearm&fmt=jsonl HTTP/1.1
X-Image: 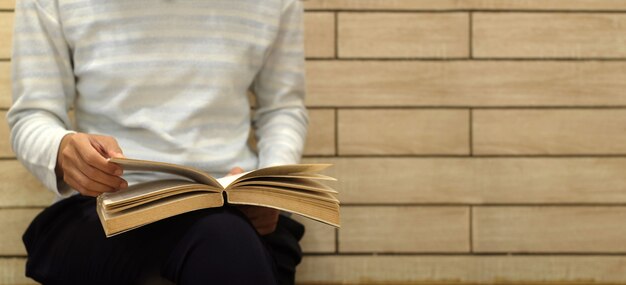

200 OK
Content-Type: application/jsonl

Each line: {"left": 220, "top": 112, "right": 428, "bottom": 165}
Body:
{"left": 254, "top": 106, "right": 308, "bottom": 167}
{"left": 251, "top": 0, "right": 308, "bottom": 167}
{"left": 7, "top": 109, "right": 75, "bottom": 196}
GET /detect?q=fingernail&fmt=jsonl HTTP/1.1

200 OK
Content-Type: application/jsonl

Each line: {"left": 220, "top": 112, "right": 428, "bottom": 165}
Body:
{"left": 114, "top": 168, "right": 123, "bottom": 176}
{"left": 119, "top": 181, "right": 128, "bottom": 189}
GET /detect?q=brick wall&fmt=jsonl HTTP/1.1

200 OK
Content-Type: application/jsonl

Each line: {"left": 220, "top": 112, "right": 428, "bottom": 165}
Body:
{"left": 4, "top": 0, "right": 626, "bottom": 284}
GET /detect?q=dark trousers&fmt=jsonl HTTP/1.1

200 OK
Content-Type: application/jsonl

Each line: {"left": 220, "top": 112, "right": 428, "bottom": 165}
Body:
{"left": 22, "top": 195, "right": 304, "bottom": 285}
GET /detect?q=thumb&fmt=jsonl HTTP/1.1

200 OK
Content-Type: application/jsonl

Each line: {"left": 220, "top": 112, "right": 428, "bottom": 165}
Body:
{"left": 228, "top": 167, "right": 244, "bottom": 176}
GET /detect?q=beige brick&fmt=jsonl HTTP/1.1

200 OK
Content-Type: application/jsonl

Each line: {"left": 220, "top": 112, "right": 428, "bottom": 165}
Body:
{"left": 0, "top": 209, "right": 41, "bottom": 255}
{"left": 474, "top": 206, "right": 626, "bottom": 253}
{"left": 0, "top": 258, "right": 37, "bottom": 285}
{"left": 306, "top": 61, "right": 626, "bottom": 107}
{"left": 291, "top": 215, "right": 335, "bottom": 253}
{"left": 0, "top": 0, "right": 12, "bottom": 9}
{"left": 304, "top": 12, "right": 335, "bottom": 58}
{"left": 304, "top": 0, "right": 626, "bottom": 11}
{"left": 0, "top": 12, "right": 13, "bottom": 60}
{"left": 491, "top": 0, "right": 626, "bottom": 10}
{"left": 474, "top": 13, "right": 626, "bottom": 58}
{"left": 338, "top": 109, "right": 468, "bottom": 155}
{"left": 338, "top": 13, "right": 469, "bottom": 58}
{"left": 0, "top": 61, "right": 10, "bottom": 109}
{"left": 302, "top": 157, "right": 626, "bottom": 204}
{"left": 340, "top": 206, "right": 469, "bottom": 253}
{"left": 297, "top": 255, "right": 626, "bottom": 284}
{"left": 7, "top": 255, "right": 626, "bottom": 284}
{"left": 0, "top": 160, "right": 53, "bottom": 207}
{"left": 0, "top": 110, "right": 10, "bottom": 157}
{"left": 474, "top": 109, "right": 626, "bottom": 155}
{"left": 305, "top": 0, "right": 468, "bottom": 10}
{"left": 304, "top": 108, "right": 334, "bottom": 156}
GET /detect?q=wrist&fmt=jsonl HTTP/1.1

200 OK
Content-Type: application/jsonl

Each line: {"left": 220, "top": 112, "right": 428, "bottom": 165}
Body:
{"left": 55, "top": 132, "right": 75, "bottom": 179}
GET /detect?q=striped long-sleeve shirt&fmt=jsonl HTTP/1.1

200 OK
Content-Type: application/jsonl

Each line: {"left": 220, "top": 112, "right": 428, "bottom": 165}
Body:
{"left": 7, "top": 0, "right": 309, "bottom": 199}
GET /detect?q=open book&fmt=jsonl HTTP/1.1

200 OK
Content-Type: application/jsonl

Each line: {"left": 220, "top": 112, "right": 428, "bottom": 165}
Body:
{"left": 96, "top": 157, "right": 340, "bottom": 237}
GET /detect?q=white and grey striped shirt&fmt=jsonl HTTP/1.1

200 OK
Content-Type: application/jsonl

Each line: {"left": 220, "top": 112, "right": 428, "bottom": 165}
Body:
{"left": 7, "top": 0, "right": 308, "bottom": 199}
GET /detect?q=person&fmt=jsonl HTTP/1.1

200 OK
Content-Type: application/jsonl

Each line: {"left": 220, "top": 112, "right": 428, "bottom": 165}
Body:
{"left": 7, "top": 0, "right": 309, "bottom": 284}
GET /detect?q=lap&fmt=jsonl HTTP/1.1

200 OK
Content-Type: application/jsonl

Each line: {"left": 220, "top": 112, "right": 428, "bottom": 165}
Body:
{"left": 23, "top": 195, "right": 304, "bottom": 285}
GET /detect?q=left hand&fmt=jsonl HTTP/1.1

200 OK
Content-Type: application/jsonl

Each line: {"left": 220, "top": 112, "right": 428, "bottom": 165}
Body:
{"left": 228, "top": 167, "right": 279, "bottom": 235}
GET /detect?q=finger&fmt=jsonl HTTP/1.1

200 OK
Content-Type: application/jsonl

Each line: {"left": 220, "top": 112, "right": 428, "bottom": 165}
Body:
{"left": 237, "top": 205, "right": 252, "bottom": 211}
{"left": 245, "top": 212, "right": 278, "bottom": 235}
{"left": 248, "top": 210, "right": 279, "bottom": 227}
{"left": 228, "top": 167, "right": 244, "bottom": 176}
{"left": 256, "top": 223, "right": 278, "bottom": 235}
{"left": 251, "top": 211, "right": 279, "bottom": 225}
{"left": 256, "top": 227, "right": 269, "bottom": 235}
{"left": 96, "top": 136, "right": 125, "bottom": 158}
{"left": 74, "top": 136, "right": 123, "bottom": 176}
{"left": 240, "top": 205, "right": 263, "bottom": 218}
{"left": 64, "top": 175, "right": 102, "bottom": 197}
{"left": 244, "top": 206, "right": 276, "bottom": 218}
{"left": 237, "top": 205, "right": 251, "bottom": 216}
{"left": 65, "top": 166, "right": 119, "bottom": 193}
{"left": 68, "top": 149, "right": 127, "bottom": 189}
{"left": 249, "top": 206, "right": 278, "bottom": 217}
{"left": 258, "top": 216, "right": 279, "bottom": 228}
{"left": 251, "top": 217, "right": 276, "bottom": 229}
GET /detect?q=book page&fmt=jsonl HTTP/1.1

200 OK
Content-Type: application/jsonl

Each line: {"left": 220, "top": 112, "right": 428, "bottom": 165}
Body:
{"left": 259, "top": 173, "right": 337, "bottom": 181}
{"left": 233, "top": 177, "right": 338, "bottom": 194}
{"left": 243, "top": 164, "right": 333, "bottom": 177}
{"left": 231, "top": 185, "right": 339, "bottom": 203}
{"left": 101, "top": 179, "right": 221, "bottom": 210}
{"left": 217, "top": 164, "right": 333, "bottom": 188}
{"left": 98, "top": 192, "right": 224, "bottom": 237}
{"left": 109, "top": 157, "right": 221, "bottom": 188}
{"left": 215, "top": 171, "right": 251, "bottom": 189}
{"left": 227, "top": 191, "right": 340, "bottom": 227}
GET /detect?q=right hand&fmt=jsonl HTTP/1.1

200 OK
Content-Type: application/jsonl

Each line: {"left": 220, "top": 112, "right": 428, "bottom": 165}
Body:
{"left": 227, "top": 167, "right": 280, "bottom": 235}
{"left": 56, "top": 133, "right": 128, "bottom": 197}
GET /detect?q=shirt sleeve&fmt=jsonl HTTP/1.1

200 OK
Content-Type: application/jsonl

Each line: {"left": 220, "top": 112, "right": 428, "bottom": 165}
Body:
{"left": 6, "top": 0, "right": 77, "bottom": 197}
{"left": 251, "top": 0, "right": 309, "bottom": 168}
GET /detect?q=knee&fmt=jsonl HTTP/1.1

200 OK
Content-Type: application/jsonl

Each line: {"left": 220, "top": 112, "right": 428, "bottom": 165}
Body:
{"left": 163, "top": 208, "right": 276, "bottom": 284}
{"left": 188, "top": 208, "right": 259, "bottom": 246}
